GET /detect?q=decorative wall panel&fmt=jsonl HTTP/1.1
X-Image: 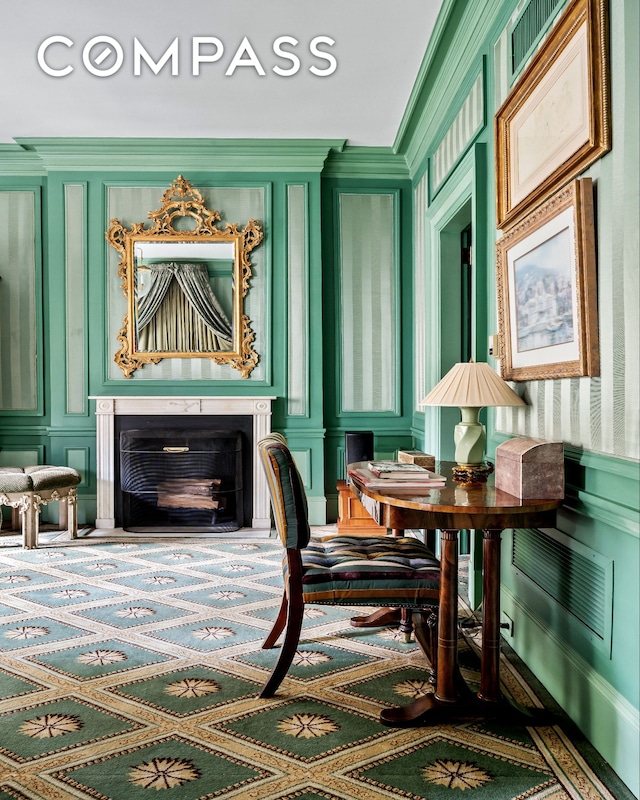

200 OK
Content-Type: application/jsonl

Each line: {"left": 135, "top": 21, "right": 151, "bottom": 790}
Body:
{"left": 432, "top": 71, "right": 484, "bottom": 194}
{"left": 0, "top": 190, "right": 39, "bottom": 412}
{"left": 339, "top": 192, "right": 398, "bottom": 414}
{"left": 413, "top": 174, "right": 429, "bottom": 412}
{"left": 287, "top": 184, "right": 308, "bottom": 416}
{"left": 64, "top": 184, "right": 87, "bottom": 414}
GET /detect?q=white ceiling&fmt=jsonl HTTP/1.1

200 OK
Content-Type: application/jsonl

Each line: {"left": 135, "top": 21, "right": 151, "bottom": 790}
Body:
{"left": 1, "top": 0, "right": 443, "bottom": 147}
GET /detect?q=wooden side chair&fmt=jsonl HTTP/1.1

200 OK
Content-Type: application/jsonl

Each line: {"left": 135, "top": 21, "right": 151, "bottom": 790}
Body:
{"left": 257, "top": 434, "right": 441, "bottom": 699}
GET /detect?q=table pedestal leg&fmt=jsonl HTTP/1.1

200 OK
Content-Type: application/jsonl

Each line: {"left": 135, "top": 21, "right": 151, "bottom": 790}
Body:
{"left": 380, "top": 528, "right": 461, "bottom": 725}
{"left": 479, "top": 529, "right": 502, "bottom": 703}
{"left": 435, "top": 529, "right": 459, "bottom": 703}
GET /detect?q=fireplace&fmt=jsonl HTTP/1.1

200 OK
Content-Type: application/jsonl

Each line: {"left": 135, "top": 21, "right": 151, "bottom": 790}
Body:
{"left": 90, "top": 396, "right": 275, "bottom": 532}
{"left": 118, "top": 425, "right": 245, "bottom": 533}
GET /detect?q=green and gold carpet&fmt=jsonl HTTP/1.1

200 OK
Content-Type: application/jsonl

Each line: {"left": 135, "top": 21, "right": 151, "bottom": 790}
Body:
{"left": 0, "top": 530, "right": 632, "bottom": 800}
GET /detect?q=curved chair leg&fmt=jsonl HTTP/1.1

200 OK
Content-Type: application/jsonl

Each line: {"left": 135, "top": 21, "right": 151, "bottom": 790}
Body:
{"left": 262, "top": 593, "right": 289, "bottom": 649}
{"left": 259, "top": 595, "right": 305, "bottom": 699}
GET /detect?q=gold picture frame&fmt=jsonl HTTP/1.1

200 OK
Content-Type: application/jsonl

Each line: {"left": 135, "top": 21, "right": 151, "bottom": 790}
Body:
{"left": 495, "top": 0, "right": 610, "bottom": 229}
{"left": 496, "top": 178, "right": 599, "bottom": 381}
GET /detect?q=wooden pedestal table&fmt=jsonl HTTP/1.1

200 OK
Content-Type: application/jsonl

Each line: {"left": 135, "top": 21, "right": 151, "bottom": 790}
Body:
{"left": 348, "top": 461, "right": 561, "bottom": 726}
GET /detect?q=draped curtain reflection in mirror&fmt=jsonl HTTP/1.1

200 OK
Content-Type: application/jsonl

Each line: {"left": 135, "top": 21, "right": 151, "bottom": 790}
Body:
{"left": 106, "top": 176, "right": 263, "bottom": 378}
{"left": 136, "top": 263, "right": 232, "bottom": 352}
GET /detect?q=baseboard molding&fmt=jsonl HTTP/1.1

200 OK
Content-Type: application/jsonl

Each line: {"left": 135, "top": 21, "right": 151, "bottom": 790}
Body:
{"left": 502, "top": 586, "right": 640, "bottom": 797}
{"left": 307, "top": 495, "right": 327, "bottom": 526}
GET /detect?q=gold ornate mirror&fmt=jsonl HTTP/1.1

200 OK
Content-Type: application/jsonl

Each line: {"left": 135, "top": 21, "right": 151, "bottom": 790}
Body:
{"left": 106, "top": 175, "right": 263, "bottom": 378}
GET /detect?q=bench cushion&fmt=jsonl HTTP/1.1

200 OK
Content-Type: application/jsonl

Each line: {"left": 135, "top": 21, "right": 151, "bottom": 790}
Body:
{"left": 298, "top": 535, "right": 440, "bottom": 606}
{"left": 0, "top": 466, "right": 81, "bottom": 494}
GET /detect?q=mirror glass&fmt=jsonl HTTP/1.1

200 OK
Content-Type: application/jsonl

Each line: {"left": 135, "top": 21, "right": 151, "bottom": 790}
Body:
{"left": 106, "top": 176, "right": 262, "bottom": 378}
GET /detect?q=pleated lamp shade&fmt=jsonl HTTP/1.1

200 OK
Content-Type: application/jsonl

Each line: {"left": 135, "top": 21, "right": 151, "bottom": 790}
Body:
{"left": 421, "top": 360, "right": 526, "bottom": 408}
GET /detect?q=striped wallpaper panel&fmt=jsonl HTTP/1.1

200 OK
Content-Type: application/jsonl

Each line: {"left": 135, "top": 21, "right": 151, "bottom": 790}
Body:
{"left": 432, "top": 72, "right": 484, "bottom": 194}
{"left": 339, "top": 192, "right": 397, "bottom": 414}
{"left": 0, "top": 191, "right": 38, "bottom": 411}
{"left": 287, "top": 185, "right": 308, "bottom": 416}
{"left": 413, "top": 174, "right": 429, "bottom": 412}
{"left": 64, "top": 184, "right": 87, "bottom": 414}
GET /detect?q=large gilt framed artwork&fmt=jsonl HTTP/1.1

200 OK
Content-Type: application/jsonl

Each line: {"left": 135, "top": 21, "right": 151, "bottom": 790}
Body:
{"left": 496, "top": 178, "right": 599, "bottom": 381}
{"left": 495, "top": 0, "right": 610, "bottom": 229}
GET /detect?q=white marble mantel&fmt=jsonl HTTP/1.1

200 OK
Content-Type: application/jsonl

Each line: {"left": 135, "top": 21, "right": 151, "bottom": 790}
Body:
{"left": 90, "top": 395, "right": 275, "bottom": 530}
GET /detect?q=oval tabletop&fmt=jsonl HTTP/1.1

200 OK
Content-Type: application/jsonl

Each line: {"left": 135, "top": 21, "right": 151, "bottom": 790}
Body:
{"left": 348, "top": 461, "right": 562, "bottom": 531}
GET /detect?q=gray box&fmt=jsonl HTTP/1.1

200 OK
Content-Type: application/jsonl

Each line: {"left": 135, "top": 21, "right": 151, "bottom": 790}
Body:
{"left": 495, "top": 437, "right": 564, "bottom": 500}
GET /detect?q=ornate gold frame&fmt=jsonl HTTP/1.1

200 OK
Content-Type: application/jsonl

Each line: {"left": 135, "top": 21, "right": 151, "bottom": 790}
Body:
{"left": 106, "top": 176, "right": 263, "bottom": 378}
{"left": 496, "top": 178, "right": 599, "bottom": 381}
{"left": 495, "top": 0, "right": 610, "bottom": 229}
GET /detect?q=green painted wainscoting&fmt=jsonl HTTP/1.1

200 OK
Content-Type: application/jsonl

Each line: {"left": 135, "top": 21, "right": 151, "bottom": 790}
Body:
{"left": 500, "top": 449, "right": 639, "bottom": 797}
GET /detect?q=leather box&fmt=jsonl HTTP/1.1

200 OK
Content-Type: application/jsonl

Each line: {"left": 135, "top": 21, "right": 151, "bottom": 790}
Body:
{"left": 495, "top": 437, "right": 564, "bottom": 499}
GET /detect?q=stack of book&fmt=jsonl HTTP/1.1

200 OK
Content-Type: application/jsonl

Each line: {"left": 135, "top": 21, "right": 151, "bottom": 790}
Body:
{"left": 348, "top": 460, "right": 446, "bottom": 489}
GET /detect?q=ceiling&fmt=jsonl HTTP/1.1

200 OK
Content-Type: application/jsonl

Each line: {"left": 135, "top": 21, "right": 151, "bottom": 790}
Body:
{"left": 1, "top": 0, "right": 444, "bottom": 147}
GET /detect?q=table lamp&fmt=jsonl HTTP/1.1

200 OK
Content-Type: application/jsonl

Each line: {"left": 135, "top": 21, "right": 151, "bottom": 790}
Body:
{"left": 421, "top": 360, "right": 526, "bottom": 483}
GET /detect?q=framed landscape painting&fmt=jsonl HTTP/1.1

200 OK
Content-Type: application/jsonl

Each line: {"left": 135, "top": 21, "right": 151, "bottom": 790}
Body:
{"left": 495, "top": 0, "right": 610, "bottom": 229}
{"left": 496, "top": 178, "right": 599, "bottom": 381}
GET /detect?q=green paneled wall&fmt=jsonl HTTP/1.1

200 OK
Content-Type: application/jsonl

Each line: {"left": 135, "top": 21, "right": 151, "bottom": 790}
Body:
{"left": 401, "top": 0, "right": 639, "bottom": 793}
{"left": 0, "top": 149, "right": 339, "bottom": 526}
{"left": 0, "top": 1, "right": 637, "bottom": 792}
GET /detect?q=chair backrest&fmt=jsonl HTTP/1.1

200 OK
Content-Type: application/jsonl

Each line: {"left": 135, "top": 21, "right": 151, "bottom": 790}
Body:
{"left": 257, "top": 435, "right": 311, "bottom": 550}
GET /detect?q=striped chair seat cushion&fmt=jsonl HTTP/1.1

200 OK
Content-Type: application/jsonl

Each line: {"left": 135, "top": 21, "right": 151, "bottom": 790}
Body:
{"left": 296, "top": 535, "right": 440, "bottom": 606}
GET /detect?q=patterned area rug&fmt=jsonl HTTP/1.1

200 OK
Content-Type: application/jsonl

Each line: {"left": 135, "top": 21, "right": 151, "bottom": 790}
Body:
{"left": 0, "top": 531, "right": 632, "bottom": 800}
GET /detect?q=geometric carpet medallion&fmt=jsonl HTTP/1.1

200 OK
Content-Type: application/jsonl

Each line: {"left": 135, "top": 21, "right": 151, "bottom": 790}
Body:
{"left": 53, "top": 735, "right": 270, "bottom": 799}
{"left": 0, "top": 532, "right": 633, "bottom": 800}
{"left": 0, "top": 698, "right": 142, "bottom": 763}
{"left": 25, "top": 638, "right": 175, "bottom": 679}
{"left": 216, "top": 697, "right": 387, "bottom": 761}
{"left": 350, "top": 734, "right": 556, "bottom": 798}
{"left": 236, "top": 640, "right": 384, "bottom": 681}
{"left": 110, "top": 666, "right": 258, "bottom": 716}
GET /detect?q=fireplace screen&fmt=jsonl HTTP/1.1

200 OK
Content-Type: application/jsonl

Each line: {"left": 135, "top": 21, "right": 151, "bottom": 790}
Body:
{"left": 119, "top": 429, "right": 243, "bottom": 532}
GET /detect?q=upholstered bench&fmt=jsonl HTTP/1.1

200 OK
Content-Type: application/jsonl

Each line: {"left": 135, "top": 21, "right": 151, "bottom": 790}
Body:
{"left": 0, "top": 466, "right": 81, "bottom": 549}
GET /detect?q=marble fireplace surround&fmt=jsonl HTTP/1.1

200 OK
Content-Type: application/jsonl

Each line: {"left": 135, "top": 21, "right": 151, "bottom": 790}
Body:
{"left": 90, "top": 396, "right": 275, "bottom": 531}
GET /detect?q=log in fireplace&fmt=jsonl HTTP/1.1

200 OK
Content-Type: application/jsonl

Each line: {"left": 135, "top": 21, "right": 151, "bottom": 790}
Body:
{"left": 115, "top": 415, "right": 252, "bottom": 533}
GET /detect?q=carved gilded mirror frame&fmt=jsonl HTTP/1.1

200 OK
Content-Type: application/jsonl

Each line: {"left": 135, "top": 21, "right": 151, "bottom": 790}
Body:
{"left": 106, "top": 175, "right": 263, "bottom": 378}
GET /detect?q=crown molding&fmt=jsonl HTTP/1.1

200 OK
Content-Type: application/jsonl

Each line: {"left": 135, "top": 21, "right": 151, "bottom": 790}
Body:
{"left": 0, "top": 144, "right": 46, "bottom": 176}
{"left": 10, "top": 138, "right": 347, "bottom": 173}
{"left": 322, "top": 146, "right": 410, "bottom": 179}
{"left": 394, "top": 0, "right": 506, "bottom": 177}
